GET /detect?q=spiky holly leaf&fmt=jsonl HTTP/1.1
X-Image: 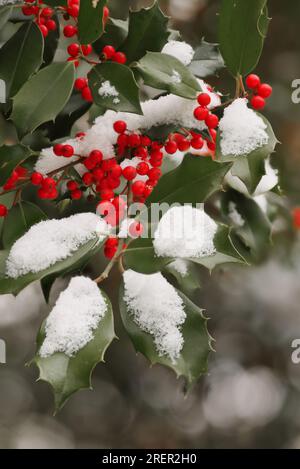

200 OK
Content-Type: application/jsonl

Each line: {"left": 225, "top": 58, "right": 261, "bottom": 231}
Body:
{"left": 119, "top": 282, "right": 213, "bottom": 387}
{"left": 123, "top": 225, "right": 246, "bottom": 275}
{"left": 32, "top": 290, "right": 115, "bottom": 413}
{"left": 11, "top": 62, "right": 75, "bottom": 137}
{"left": 189, "top": 40, "right": 224, "bottom": 78}
{"left": 162, "top": 260, "right": 202, "bottom": 304}
{"left": 78, "top": 0, "right": 107, "bottom": 45}
{"left": 0, "top": 237, "right": 106, "bottom": 296}
{"left": 0, "top": 22, "right": 43, "bottom": 100}
{"left": 120, "top": 1, "right": 169, "bottom": 63}
{"left": 88, "top": 62, "right": 142, "bottom": 114}
{"left": 216, "top": 114, "right": 278, "bottom": 193}
{"left": 2, "top": 202, "right": 47, "bottom": 249}
{"left": 219, "top": 0, "right": 270, "bottom": 77}
{"left": 135, "top": 52, "right": 201, "bottom": 99}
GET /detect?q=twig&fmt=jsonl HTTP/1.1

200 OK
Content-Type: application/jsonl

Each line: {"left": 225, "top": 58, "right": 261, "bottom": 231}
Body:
{"left": 94, "top": 239, "right": 124, "bottom": 284}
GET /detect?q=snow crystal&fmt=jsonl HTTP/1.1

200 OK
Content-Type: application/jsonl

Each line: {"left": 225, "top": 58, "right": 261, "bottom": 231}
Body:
{"left": 162, "top": 40, "right": 195, "bottom": 66}
{"left": 219, "top": 98, "right": 269, "bottom": 157}
{"left": 154, "top": 206, "right": 217, "bottom": 258}
{"left": 39, "top": 276, "right": 107, "bottom": 357}
{"left": 98, "top": 80, "right": 120, "bottom": 104}
{"left": 35, "top": 79, "right": 221, "bottom": 175}
{"left": 6, "top": 213, "right": 110, "bottom": 278}
{"left": 171, "top": 70, "right": 182, "bottom": 84}
{"left": 170, "top": 259, "right": 188, "bottom": 277}
{"left": 123, "top": 270, "right": 186, "bottom": 362}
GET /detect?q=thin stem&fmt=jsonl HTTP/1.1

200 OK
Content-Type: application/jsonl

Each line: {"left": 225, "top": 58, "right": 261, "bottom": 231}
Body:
{"left": 94, "top": 239, "right": 124, "bottom": 284}
{"left": 235, "top": 75, "right": 241, "bottom": 98}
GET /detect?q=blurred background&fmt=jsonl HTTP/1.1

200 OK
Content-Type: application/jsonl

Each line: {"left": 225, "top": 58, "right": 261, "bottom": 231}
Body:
{"left": 1, "top": 0, "right": 300, "bottom": 449}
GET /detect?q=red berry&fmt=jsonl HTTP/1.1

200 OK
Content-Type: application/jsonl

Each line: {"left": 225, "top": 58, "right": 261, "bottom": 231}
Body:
{"left": 197, "top": 93, "right": 211, "bottom": 106}
{"left": 71, "top": 189, "right": 82, "bottom": 200}
{"left": 67, "top": 43, "right": 80, "bottom": 57}
{"left": 148, "top": 168, "right": 161, "bottom": 180}
{"left": 41, "top": 7, "right": 53, "bottom": 17}
{"left": 81, "top": 86, "right": 93, "bottom": 102}
{"left": 293, "top": 208, "right": 300, "bottom": 229}
{"left": 110, "top": 164, "right": 122, "bottom": 178}
{"left": 82, "top": 172, "right": 94, "bottom": 186}
{"left": 0, "top": 204, "right": 8, "bottom": 217}
{"left": 103, "top": 6, "right": 110, "bottom": 23}
{"left": 74, "top": 77, "right": 88, "bottom": 91}
{"left": 37, "top": 188, "right": 49, "bottom": 200}
{"left": 191, "top": 137, "right": 204, "bottom": 149}
{"left": 141, "top": 136, "right": 151, "bottom": 147}
{"left": 113, "top": 120, "right": 127, "bottom": 134}
{"left": 143, "top": 185, "right": 153, "bottom": 198}
{"left": 63, "top": 25, "right": 77, "bottom": 38}
{"left": 123, "top": 166, "right": 137, "bottom": 181}
{"left": 113, "top": 52, "right": 127, "bottom": 64}
{"left": 103, "top": 45, "right": 116, "bottom": 59}
{"left": 47, "top": 188, "right": 58, "bottom": 200}
{"left": 251, "top": 95, "right": 266, "bottom": 110}
{"left": 76, "top": 132, "right": 86, "bottom": 139}
{"left": 107, "top": 177, "right": 120, "bottom": 190}
{"left": 136, "top": 162, "right": 149, "bottom": 176}
{"left": 39, "top": 25, "right": 49, "bottom": 38}
{"left": 45, "top": 19, "right": 56, "bottom": 31}
{"left": 207, "top": 140, "right": 216, "bottom": 151}
{"left": 165, "top": 141, "right": 178, "bottom": 154}
{"left": 257, "top": 83, "right": 273, "bottom": 99}
{"left": 100, "top": 189, "right": 114, "bottom": 200}
{"left": 67, "top": 57, "right": 79, "bottom": 67}
{"left": 31, "top": 172, "right": 44, "bottom": 186}
{"left": 105, "top": 237, "right": 118, "bottom": 249}
{"left": 134, "top": 147, "right": 148, "bottom": 159}
{"left": 205, "top": 113, "right": 219, "bottom": 129}
{"left": 67, "top": 180, "right": 78, "bottom": 191}
{"left": 129, "top": 221, "right": 144, "bottom": 238}
{"left": 132, "top": 181, "right": 146, "bottom": 197}
{"left": 93, "top": 168, "right": 105, "bottom": 181}
{"left": 61, "top": 145, "right": 74, "bottom": 158}
{"left": 177, "top": 139, "right": 190, "bottom": 152}
{"left": 194, "top": 106, "right": 208, "bottom": 121}
{"left": 89, "top": 150, "right": 103, "bottom": 165}
{"left": 67, "top": 5, "right": 79, "bottom": 17}
{"left": 42, "top": 177, "right": 56, "bottom": 190}
{"left": 104, "top": 246, "right": 117, "bottom": 259}
{"left": 128, "top": 134, "right": 141, "bottom": 148}
{"left": 246, "top": 74, "right": 261, "bottom": 89}
{"left": 81, "top": 44, "right": 92, "bottom": 56}
{"left": 53, "top": 143, "right": 63, "bottom": 156}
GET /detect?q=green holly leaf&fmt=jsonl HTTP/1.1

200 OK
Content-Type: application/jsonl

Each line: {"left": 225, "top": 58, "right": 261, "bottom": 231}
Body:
{"left": 219, "top": 0, "right": 270, "bottom": 77}
{"left": 135, "top": 52, "right": 201, "bottom": 99}
{"left": 189, "top": 40, "right": 224, "bottom": 78}
{"left": 0, "top": 5, "right": 12, "bottom": 29}
{"left": 11, "top": 62, "right": 75, "bottom": 137}
{"left": 0, "top": 22, "right": 44, "bottom": 100}
{"left": 88, "top": 62, "right": 142, "bottom": 114}
{"left": 0, "top": 144, "right": 33, "bottom": 186}
{"left": 120, "top": 1, "right": 169, "bottom": 63}
{"left": 119, "top": 281, "right": 213, "bottom": 387}
{"left": 32, "top": 290, "right": 115, "bottom": 413}
{"left": 78, "top": 0, "right": 107, "bottom": 45}
{"left": 43, "top": 14, "right": 59, "bottom": 67}
{"left": 216, "top": 114, "right": 278, "bottom": 193}
{"left": 2, "top": 202, "right": 47, "bottom": 249}
{"left": 0, "top": 237, "right": 105, "bottom": 296}
{"left": 93, "top": 18, "right": 128, "bottom": 51}
{"left": 163, "top": 260, "right": 202, "bottom": 303}
{"left": 123, "top": 225, "right": 246, "bottom": 275}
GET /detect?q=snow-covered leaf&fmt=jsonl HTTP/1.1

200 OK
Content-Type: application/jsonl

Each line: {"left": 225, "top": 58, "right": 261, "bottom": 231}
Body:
{"left": 189, "top": 40, "right": 224, "bottom": 78}
{"left": 32, "top": 288, "right": 115, "bottom": 413}
{"left": 135, "top": 52, "right": 201, "bottom": 99}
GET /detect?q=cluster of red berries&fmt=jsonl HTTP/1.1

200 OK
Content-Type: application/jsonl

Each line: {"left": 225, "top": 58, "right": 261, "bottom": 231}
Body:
{"left": 246, "top": 74, "right": 273, "bottom": 110}
{"left": 101, "top": 45, "right": 127, "bottom": 65}
{"left": 30, "top": 172, "right": 58, "bottom": 200}
{"left": 3, "top": 166, "right": 28, "bottom": 191}
{"left": 22, "top": 0, "right": 56, "bottom": 37}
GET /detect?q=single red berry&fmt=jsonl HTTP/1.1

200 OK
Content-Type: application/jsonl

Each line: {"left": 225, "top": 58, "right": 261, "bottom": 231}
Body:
{"left": 103, "top": 6, "right": 110, "bottom": 23}
{"left": 103, "top": 45, "right": 116, "bottom": 59}
{"left": 141, "top": 136, "right": 151, "bottom": 147}
{"left": 165, "top": 141, "right": 178, "bottom": 154}
{"left": 81, "top": 44, "right": 92, "bottom": 56}
{"left": 61, "top": 144, "right": 74, "bottom": 158}
{"left": 39, "top": 25, "right": 49, "bottom": 37}
{"left": 110, "top": 164, "right": 122, "bottom": 178}
{"left": 0, "top": 204, "right": 8, "bottom": 217}
{"left": 100, "top": 189, "right": 114, "bottom": 201}
{"left": 63, "top": 25, "right": 77, "bottom": 37}
{"left": 194, "top": 106, "right": 208, "bottom": 121}
{"left": 47, "top": 188, "right": 58, "bottom": 200}
{"left": 246, "top": 74, "right": 261, "bottom": 89}
{"left": 207, "top": 140, "right": 216, "bottom": 151}
{"left": 81, "top": 86, "right": 93, "bottom": 102}
{"left": 37, "top": 188, "right": 49, "bottom": 200}
{"left": 67, "top": 180, "right": 78, "bottom": 191}
{"left": 177, "top": 139, "right": 191, "bottom": 152}
{"left": 191, "top": 137, "right": 204, "bottom": 149}
{"left": 134, "top": 147, "right": 148, "bottom": 160}
{"left": 84, "top": 157, "right": 97, "bottom": 171}
{"left": 74, "top": 77, "right": 88, "bottom": 91}
{"left": 148, "top": 168, "right": 162, "bottom": 180}
{"left": 128, "top": 134, "right": 141, "bottom": 148}
{"left": 197, "top": 93, "right": 211, "bottom": 106}
{"left": 113, "top": 120, "right": 127, "bottom": 134}
{"left": 123, "top": 166, "right": 137, "bottom": 181}
{"left": 31, "top": 172, "right": 44, "bottom": 186}
{"left": 143, "top": 185, "right": 153, "bottom": 198}
{"left": 71, "top": 189, "right": 82, "bottom": 200}
{"left": 104, "top": 246, "right": 117, "bottom": 259}
{"left": 107, "top": 177, "right": 120, "bottom": 190}
{"left": 67, "top": 5, "right": 79, "bottom": 17}
{"left": 113, "top": 52, "right": 127, "bottom": 64}
{"left": 105, "top": 237, "right": 118, "bottom": 249}
{"left": 150, "top": 150, "right": 163, "bottom": 161}
{"left": 45, "top": 19, "right": 56, "bottom": 31}
{"left": 93, "top": 168, "right": 105, "bottom": 181}
{"left": 53, "top": 143, "right": 63, "bottom": 156}
{"left": 205, "top": 113, "right": 219, "bottom": 129}
{"left": 41, "top": 7, "right": 53, "bottom": 17}
{"left": 136, "top": 162, "right": 149, "bottom": 176}
{"left": 129, "top": 221, "right": 144, "bottom": 238}
{"left": 42, "top": 177, "right": 56, "bottom": 190}
{"left": 89, "top": 150, "right": 103, "bottom": 165}
{"left": 251, "top": 95, "right": 266, "bottom": 110}
{"left": 76, "top": 132, "right": 86, "bottom": 139}
{"left": 67, "top": 43, "right": 80, "bottom": 57}
{"left": 257, "top": 83, "right": 273, "bottom": 99}
{"left": 82, "top": 172, "right": 94, "bottom": 186}
{"left": 131, "top": 181, "right": 146, "bottom": 197}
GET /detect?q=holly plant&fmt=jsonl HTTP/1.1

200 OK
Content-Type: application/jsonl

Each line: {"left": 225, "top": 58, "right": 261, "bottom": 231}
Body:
{"left": 0, "top": 0, "right": 284, "bottom": 413}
